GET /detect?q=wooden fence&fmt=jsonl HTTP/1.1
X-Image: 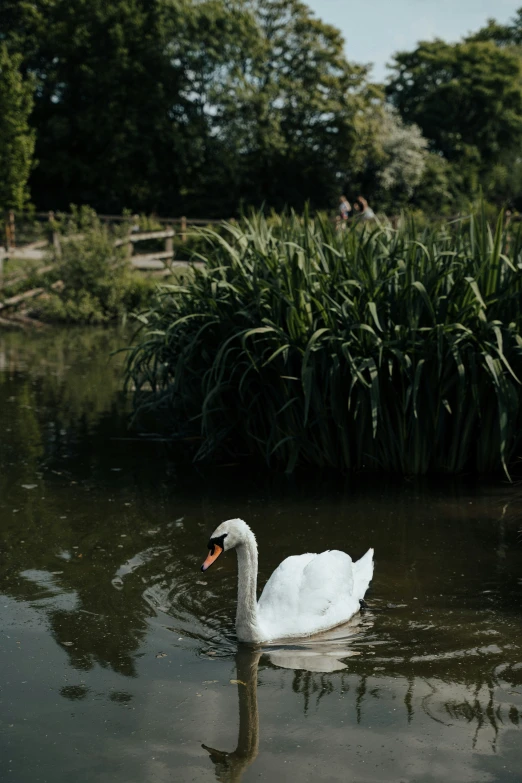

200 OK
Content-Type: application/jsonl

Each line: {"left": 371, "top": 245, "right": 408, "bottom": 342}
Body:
{"left": 2, "top": 209, "right": 225, "bottom": 251}
{"left": 1, "top": 210, "right": 224, "bottom": 280}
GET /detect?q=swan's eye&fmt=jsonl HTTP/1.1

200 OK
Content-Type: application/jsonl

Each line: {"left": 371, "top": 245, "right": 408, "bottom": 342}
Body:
{"left": 208, "top": 533, "right": 228, "bottom": 553}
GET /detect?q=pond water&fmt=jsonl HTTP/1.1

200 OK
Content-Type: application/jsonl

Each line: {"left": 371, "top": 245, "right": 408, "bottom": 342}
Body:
{"left": 0, "top": 327, "right": 521, "bottom": 783}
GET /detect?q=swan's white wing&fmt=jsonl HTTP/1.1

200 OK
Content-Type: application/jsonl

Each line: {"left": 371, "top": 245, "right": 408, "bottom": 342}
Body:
{"left": 298, "top": 550, "right": 354, "bottom": 619}
{"left": 257, "top": 549, "right": 373, "bottom": 640}
{"left": 257, "top": 553, "right": 316, "bottom": 631}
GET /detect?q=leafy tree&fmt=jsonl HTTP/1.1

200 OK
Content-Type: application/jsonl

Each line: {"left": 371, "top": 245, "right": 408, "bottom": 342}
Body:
{"left": 191, "top": 0, "right": 377, "bottom": 213}
{"left": 0, "top": 44, "right": 35, "bottom": 212}
{"left": 338, "top": 105, "right": 435, "bottom": 212}
{"left": 244, "top": 0, "right": 374, "bottom": 211}
{"left": 2, "top": 0, "right": 256, "bottom": 215}
{"left": 2, "top": 0, "right": 379, "bottom": 216}
{"left": 347, "top": 106, "right": 429, "bottom": 209}
{"left": 411, "top": 153, "right": 458, "bottom": 215}
{"left": 386, "top": 39, "right": 522, "bottom": 166}
{"left": 19, "top": 0, "right": 195, "bottom": 213}
{"left": 460, "top": 7, "right": 522, "bottom": 210}
{"left": 467, "top": 8, "right": 522, "bottom": 47}
{"left": 376, "top": 109, "right": 428, "bottom": 198}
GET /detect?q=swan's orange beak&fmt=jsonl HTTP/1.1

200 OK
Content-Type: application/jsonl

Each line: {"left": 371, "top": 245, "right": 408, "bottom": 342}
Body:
{"left": 201, "top": 544, "right": 223, "bottom": 572}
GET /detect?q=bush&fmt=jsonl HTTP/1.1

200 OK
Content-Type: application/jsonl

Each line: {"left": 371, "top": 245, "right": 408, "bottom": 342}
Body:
{"left": 34, "top": 206, "right": 158, "bottom": 323}
{"left": 125, "top": 209, "right": 522, "bottom": 476}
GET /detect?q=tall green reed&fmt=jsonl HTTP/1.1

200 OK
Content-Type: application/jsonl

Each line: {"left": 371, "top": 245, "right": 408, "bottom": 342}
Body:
{"left": 125, "top": 210, "right": 522, "bottom": 475}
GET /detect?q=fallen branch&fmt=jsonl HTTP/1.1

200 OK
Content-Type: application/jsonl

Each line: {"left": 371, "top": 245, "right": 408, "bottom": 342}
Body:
{"left": 0, "top": 313, "right": 48, "bottom": 329}
{"left": 0, "top": 263, "right": 56, "bottom": 290}
{"left": 0, "top": 314, "right": 26, "bottom": 329}
{"left": 0, "top": 287, "right": 45, "bottom": 310}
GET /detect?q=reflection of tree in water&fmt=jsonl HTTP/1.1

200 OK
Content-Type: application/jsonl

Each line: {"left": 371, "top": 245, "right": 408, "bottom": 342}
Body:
{"left": 109, "top": 691, "right": 133, "bottom": 704}
{"left": 0, "top": 325, "right": 191, "bottom": 677}
{"left": 0, "top": 328, "right": 127, "bottom": 426}
{"left": 49, "top": 605, "right": 144, "bottom": 677}
{"left": 1, "top": 487, "right": 230, "bottom": 679}
{"left": 60, "top": 684, "right": 90, "bottom": 700}
{"left": 59, "top": 684, "right": 133, "bottom": 704}
{"left": 203, "top": 642, "right": 521, "bottom": 783}
{"left": 287, "top": 640, "right": 521, "bottom": 748}
{"left": 1, "top": 501, "right": 194, "bottom": 679}
{"left": 0, "top": 327, "right": 131, "bottom": 484}
{"left": 1, "top": 548, "right": 152, "bottom": 677}
{"left": 291, "top": 669, "right": 335, "bottom": 713}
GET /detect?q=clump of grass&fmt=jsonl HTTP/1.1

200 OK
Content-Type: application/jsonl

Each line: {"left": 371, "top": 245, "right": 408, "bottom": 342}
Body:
{"left": 125, "top": 209, "right": 522, "bottom": 476}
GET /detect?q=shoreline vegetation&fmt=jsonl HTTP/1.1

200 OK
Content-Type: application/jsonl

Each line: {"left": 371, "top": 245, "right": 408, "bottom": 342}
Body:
{"left": 125, "top": 208, "right": 522, "bottom": 477}
{"left": 0, "top": 208, "right": 195, "bottom": 325}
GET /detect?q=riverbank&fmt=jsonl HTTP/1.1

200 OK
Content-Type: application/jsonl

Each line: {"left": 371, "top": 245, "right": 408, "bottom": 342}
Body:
{"left": 0, "top": 208, "right": 198, "bottom": 325}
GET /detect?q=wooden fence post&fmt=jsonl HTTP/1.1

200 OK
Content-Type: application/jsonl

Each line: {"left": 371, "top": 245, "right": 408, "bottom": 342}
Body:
{"left": 181, "top": 216, "right": 187, "bottom": 243}
{"left": 165, "top": 234, "right": 173, "bottom": 256}
{"left": 49, "top": 210, "right": 62, "bottom": 257}
{"left": 8, "top": 210, "right": 15, "bottom": 249}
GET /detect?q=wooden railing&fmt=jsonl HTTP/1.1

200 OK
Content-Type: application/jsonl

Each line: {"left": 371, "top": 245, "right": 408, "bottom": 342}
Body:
{"left": 114, "top": 228, "right": 176, "bottom": 270}
{"left": 2, "top": 209, "right": 226, "bottom": 251}
{"left": 1, "top": 210, "right": 224, "bottom": 280}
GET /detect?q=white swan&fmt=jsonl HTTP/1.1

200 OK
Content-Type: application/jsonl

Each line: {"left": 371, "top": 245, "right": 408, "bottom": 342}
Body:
{"left": 200, "top": 518, "right": 374, "bottom": 643}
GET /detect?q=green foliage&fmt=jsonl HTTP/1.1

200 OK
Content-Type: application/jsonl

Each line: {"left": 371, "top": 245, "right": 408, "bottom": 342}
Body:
{"left": 3, "top": 0, "right": 240, "bottom": 213}
{"left": 207, "top": 0, "right": 374, "bottom": 213}
{"left": 0, "top": 44, "right": 35, "bottom": 211}
{"left": 34, "top": 207, "right": 157, "bottom": 323}
{"left": 347, "top": 106, "right": 430, "bottom": 211}
{"left": 467, "top": 8, "right": 522, "bottom": 47}
{"left": 2, "top": 0, "right": 377, "bottom": 216}
{"left": 386, "top": 39, "right": 522, "bottom": 165}
{"left": 6, "top": 1, "right": 522, "bottom": 217}
{"left": 125, "top": 210, "right": 522, "bottom": 476}
{"left": 412, "top": 154, "right": 456, "bottom": 215}
{"left": 384, "top": 13, "right": 522, "bottom": 212}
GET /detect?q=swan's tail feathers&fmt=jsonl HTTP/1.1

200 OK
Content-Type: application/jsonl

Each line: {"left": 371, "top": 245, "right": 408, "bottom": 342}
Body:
{"left": 353, "top": 548, "right": 374, "bottom": 602}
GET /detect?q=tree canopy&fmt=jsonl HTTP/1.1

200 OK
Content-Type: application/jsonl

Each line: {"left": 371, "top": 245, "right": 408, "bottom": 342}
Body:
{"left": 218, "top": 0, "right": 373, "bottom": 213}
{"left": 0, "top": 44, "right": 35, "bottom": 212}
{"left": 5, "top": 1, "right": 522, "bottom": 216}
{"left": 386, "top": 39, "right": 522, "bottom": 165}
{"left": 386, "top": 8, "right": 522, "bottom": 210}
{"left": 2, "top": 0, "right": 375, "bottom": 216}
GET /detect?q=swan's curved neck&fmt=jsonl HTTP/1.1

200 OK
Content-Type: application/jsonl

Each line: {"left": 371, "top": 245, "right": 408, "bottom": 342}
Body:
{"left": 235, "top": 530, "right": 261, "bottom": 643}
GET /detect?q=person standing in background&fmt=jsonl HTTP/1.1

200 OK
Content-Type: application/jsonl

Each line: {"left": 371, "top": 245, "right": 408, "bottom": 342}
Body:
{"left": 338, "top": 195, "right": 352, "bottom": 229}
{"left": 354, "top": 195, "right": 375, "bottom": 220}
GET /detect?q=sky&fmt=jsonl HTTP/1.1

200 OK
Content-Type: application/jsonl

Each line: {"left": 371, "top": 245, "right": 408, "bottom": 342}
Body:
{"left": 305, "top": 0, "right": 522, "bottom": 81}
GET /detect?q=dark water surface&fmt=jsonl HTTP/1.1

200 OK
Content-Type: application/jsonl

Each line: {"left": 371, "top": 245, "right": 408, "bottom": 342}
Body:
{"left": 1, "top": 328, "right": 521, "bottom": 783}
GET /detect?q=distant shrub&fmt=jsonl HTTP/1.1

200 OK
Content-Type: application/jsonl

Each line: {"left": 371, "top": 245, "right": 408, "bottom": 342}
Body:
{"left": 34, "top": 207, "right": 157, "bottom": 324}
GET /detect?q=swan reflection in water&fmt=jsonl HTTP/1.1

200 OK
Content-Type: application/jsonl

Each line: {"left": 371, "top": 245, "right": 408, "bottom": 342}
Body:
{"left": 203, "top": 618, "right": 365, "bottom": 783}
